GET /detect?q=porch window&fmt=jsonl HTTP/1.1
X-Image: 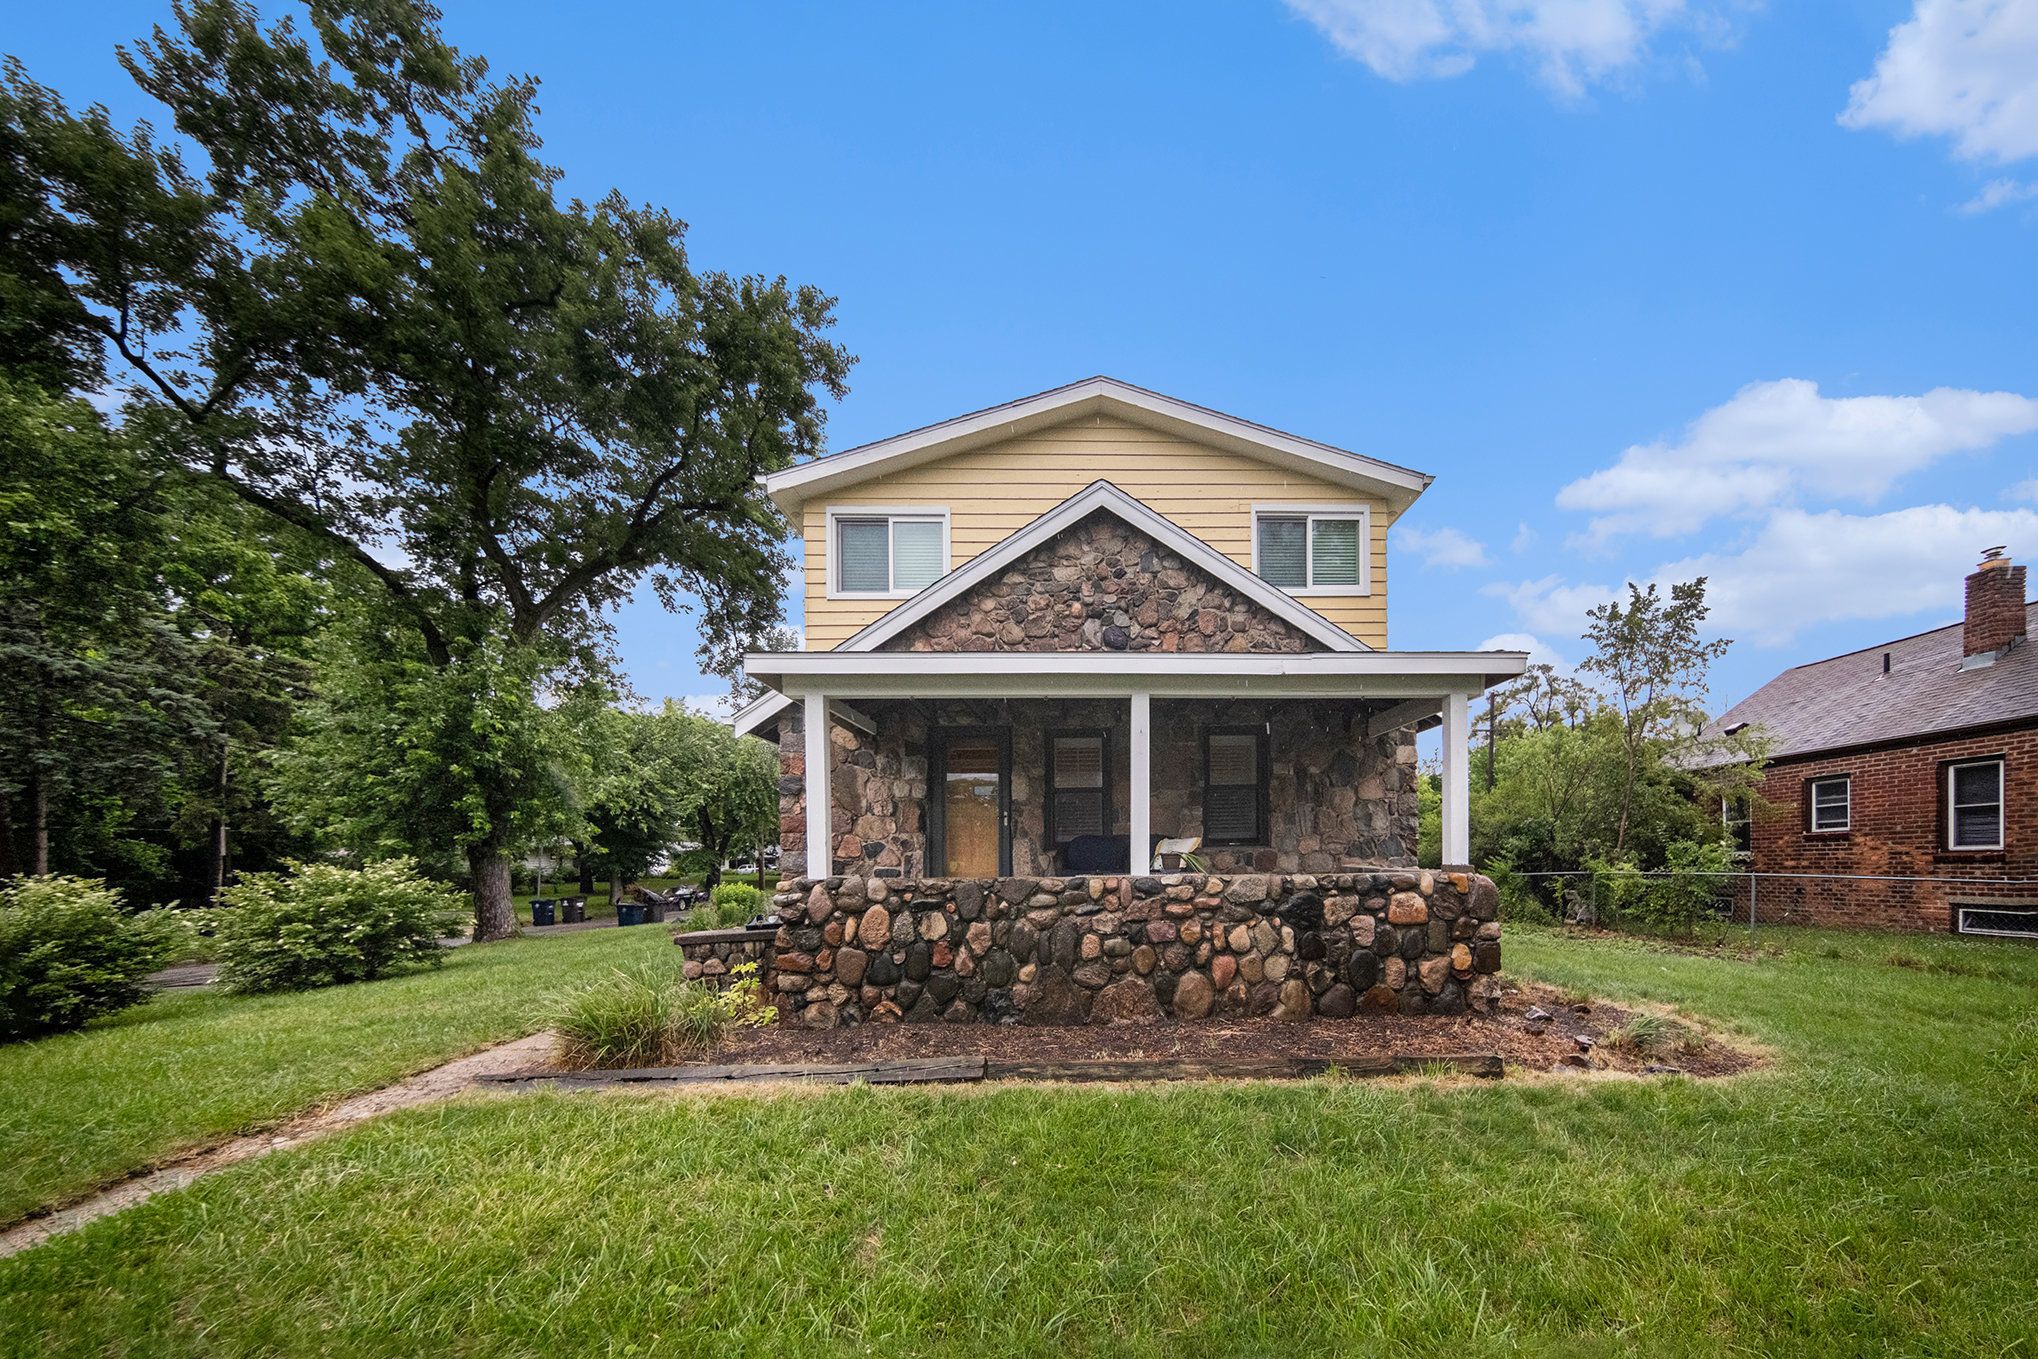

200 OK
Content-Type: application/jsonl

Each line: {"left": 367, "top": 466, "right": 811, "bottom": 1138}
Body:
{"left": 1253, "top": 508, "right": 1368, "bottom": 592}
{"left": 1048, "top": 732, "right": 1109, "bottom": 846}
{"left": 1946, "top": 758, "right": 2004, "bottom": 850}
{"left": 1204, "top": 727, "right": 1267, "bottom": 845}
{"left": 829, "top": 510, "right": 948, "bottom": 596}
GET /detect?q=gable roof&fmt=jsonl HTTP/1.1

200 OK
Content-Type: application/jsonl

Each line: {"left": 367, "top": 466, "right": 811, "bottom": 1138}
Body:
{"left": 763, "top": 377, "right": 1433, "bottom": 517}
{"left": 1701, "top": 600, "right": 2038, "bottom": 761}
{"left": 839, "top": 479, "right": 1367, "bottom": 655}
{"left": 733, "top": 479, "right": 1369, "bottom": 738}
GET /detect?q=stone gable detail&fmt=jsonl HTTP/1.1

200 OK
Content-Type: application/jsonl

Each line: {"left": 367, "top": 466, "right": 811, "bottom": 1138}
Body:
{"left": 881, "top": 510, "right": 1325, "bottom": 653}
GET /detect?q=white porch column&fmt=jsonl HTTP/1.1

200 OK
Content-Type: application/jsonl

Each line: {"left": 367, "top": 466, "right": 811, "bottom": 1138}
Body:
{"left": 803, "top": 692, "right": 831, "bottom": 880}
{"left": 1129, "top": 692, "right": 1152, "bottom": 874}
{"left": 1440, "top": 690, "right": 1470, "bottom": 866}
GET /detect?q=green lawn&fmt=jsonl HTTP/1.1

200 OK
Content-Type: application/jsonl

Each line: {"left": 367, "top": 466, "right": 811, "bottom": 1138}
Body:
{"left": 3, "top": 924, "right": 2037, "bottom": 1355}
{"left": 0, "top": 923, "right": 675, "bottom": 1224}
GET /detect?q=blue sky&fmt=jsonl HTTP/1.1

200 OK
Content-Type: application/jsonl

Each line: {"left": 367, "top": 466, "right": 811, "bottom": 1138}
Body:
{"left": 14, "top": 1, "right": 2038, "bottom": 715}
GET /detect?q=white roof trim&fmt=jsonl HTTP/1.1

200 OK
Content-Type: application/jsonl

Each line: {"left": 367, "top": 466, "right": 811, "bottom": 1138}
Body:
{"left": 743, "top": 649, "right": 1528, "bottom": 703}
{"left": 830, "top": 479, "right": 1368, "bottom": 655}
{"left": 764, "top": 377, "right": 1433, "bottom": 516}
{"left": 732, "top": 690, "right": 792, "bottom": 739}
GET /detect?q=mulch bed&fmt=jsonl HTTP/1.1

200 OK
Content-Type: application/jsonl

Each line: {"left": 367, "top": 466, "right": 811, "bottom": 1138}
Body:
{"left": 687, "top": 979, "right": 1757, "bottom": 1080}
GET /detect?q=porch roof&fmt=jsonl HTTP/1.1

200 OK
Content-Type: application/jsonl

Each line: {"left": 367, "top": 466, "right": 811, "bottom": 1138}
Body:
{"left": 732, "top": 649, "right": 1526, "bottom": 737}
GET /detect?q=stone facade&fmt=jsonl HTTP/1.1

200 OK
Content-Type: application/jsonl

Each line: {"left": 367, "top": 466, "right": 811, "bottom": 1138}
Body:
{"left": 776, "top": 698, "right": 1418, "bottom": 879}
{"left": 764, "top": 870, "right": 1501, "bottom": 1028}
{"left": 881, "top": 509, "right": 1319, "bottom": 654}
{"left": 674, "top": 926, "right": 778, "bottom": 986}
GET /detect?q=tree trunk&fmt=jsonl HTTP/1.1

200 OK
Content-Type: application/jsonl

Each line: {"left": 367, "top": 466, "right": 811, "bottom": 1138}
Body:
{"left": 29, "top": 768, "right": 49, "bottom": 876}
{"left": 206, "top": 736, "right": 230, "bottom": 906}
{"left": 609, "top": 876, "right": 625, "bottom": 917}
{"left": 468, "top": 842, "right": 516, "bottom": 941}
{"left": 573, "top": 840, "right": 595, "bottom": 894}
{"left": 755, "top": 851, "right": 766, "bottom": 892}
{"left": 0, "top": 790, "right": 16, "bottom": 880}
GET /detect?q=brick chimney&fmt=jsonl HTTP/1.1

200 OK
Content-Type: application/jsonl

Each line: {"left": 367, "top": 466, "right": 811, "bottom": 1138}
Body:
{"left": 1964, "top": 546, "right": 2028, "bottom": 661}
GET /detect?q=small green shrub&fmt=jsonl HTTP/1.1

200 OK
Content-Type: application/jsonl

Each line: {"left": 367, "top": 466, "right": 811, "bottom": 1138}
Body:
{"left": 0, "top": 876, "right": 183, "bottom": 1042}
{"left": 1484, "top": 857, "right": 1555, "bottom": 925}
{"left": 211, "top": 858, "right": 465, "bottom": 994}
{"left": 553, "top": 961, "right": 772, "bottom": 1069}
{"left": 710, "top": 881, "right": 764, "bottom": 916}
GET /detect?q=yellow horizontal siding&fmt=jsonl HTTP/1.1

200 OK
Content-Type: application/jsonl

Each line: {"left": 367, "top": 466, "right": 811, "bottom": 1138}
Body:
{"left": 800, "top": 415, "right": 1394, "bottom": 649}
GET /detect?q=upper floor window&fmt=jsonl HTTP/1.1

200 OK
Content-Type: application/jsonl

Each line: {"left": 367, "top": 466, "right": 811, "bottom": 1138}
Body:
{"left": 828, "top": 509, "right": 948, "bottom": 598}
{"left": 1252, "top": 506, "right": 1369, "bottom": 593}
{"left": 1946, "top": 758, "right": 2005, "bottom": 851}
{"left": 1808, "top": 775, "right": 1850, "bottom": 833}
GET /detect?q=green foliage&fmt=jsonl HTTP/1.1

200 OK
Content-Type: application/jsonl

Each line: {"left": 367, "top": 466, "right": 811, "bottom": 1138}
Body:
{"left": 1583, "top": 839, "right": 1737, "bottom": 938}
{"left": 552, "top": 961, "right": 770, "bottom": 1069}
{"left": 1416, "top": 769, "right": 1440, "bottom": 868}
{"left": 684, "top": 882, "right": 766, "bottom": 929}
{"left": 210, "top": 859, "right": 465, "bottom": 994}
{"left": 0, "top": 875, "right": 181, "bottom": 1041}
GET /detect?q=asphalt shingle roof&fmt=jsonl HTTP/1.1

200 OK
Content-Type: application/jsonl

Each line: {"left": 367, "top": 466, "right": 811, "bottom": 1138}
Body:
{"left": 1702, "top": 601, "right": 2038, "bottom": 761}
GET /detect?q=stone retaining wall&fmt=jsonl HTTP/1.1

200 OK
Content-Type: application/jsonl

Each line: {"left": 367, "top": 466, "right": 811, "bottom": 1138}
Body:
{"left": 674, "top": 926, "right": 778, "bottom": 988}
{"left": 765, "top": 870, "right": 1500, "bottom": 1028}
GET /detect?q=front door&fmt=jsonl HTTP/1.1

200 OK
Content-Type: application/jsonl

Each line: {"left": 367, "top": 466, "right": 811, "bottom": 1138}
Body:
{"left": 933, "top": 728, "right": 1009, "bottom": 877}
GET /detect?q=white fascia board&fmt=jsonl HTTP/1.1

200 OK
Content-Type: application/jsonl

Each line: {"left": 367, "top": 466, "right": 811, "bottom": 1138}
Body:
{"left": 731, "top": 691, "right": 792, "bottom": 739}
{"left": 831, "top": 479, "right": 1367, "bottom": 654}
{"left": 742, "top": 649, "right": 1529, "bottom": 702}
{"left": 762, "top": 377, "right": 1433, "bottom": 517}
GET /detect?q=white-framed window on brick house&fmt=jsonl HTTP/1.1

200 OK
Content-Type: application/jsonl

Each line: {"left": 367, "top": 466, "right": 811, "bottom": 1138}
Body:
{"left": 1946, "top": 758, "right": 2005, "bottom": 851}
{"left": 1251, "top": 505, "right": 1370, "bottom": 595}
{"left": 827, "top": 508, "right": 949, "bottom": 598}
{"left": 1722, "top": 795, "right": 1752, "bottom": 853}
{"left": 1807, "top": 775, "right": 1851, "bottom": 833}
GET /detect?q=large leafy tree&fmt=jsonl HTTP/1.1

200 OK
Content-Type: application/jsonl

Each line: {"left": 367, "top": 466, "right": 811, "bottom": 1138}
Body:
{"left": 3, "top": 0, "right": 849, "bottom": 936}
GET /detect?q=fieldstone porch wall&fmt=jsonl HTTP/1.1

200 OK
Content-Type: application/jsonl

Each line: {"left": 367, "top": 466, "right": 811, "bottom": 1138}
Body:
{"left": 765, "top": 870, "right": 1501, "bottom": 1028}
{"left": 675, "top": 926, "right": 778, "bottom": 988}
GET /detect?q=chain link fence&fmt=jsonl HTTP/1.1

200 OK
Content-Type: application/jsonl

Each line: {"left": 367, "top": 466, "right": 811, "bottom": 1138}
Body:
{"left": 1498, "top": 868, "right": 2038, "bottom": 940}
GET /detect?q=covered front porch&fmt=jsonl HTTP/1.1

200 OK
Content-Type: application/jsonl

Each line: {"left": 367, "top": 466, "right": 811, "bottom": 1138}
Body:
{"left": 738, "top": 652, "right": 1525, "bottom": 879}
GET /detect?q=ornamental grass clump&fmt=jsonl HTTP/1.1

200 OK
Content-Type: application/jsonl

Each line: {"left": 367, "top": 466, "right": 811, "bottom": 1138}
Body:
{"left": 0, "top": 876, "right": 184, "bottom": 1042}
{"left": 211, "top": 859, "right": 466, "bottom": 994}
{"left": 553, "top": 962, "right": 771, "bottom": 1069}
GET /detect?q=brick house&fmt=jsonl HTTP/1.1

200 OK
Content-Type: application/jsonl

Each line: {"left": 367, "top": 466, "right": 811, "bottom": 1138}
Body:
{"left": 724, "top": 379, "right": 1524, "bottom": 1025}
{"left": 1703, "top": 550, "right": 2035, "bottom": 935}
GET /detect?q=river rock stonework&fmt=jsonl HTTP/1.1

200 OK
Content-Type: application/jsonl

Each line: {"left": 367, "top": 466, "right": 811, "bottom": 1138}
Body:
{"left": 763, "top": 870, "right": 1500, "bottom": 1028}
{"left": 880, "top": 509, "right": 1318, "bottom": 655}
{"left": 674, "top": 926, "right": 778, "bottom": 987}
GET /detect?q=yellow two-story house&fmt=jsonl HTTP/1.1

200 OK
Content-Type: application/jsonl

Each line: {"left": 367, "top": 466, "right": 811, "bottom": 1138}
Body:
{"left": 734, "top": 378, "right": 1523, "bottom": 890}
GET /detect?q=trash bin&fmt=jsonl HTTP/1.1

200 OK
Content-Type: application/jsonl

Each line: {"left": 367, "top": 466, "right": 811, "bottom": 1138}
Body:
{"left": 561, "top": 897, "right": 586, "bottom": 924}
{"left": 529, "top": 898, "right": 556, "bottom": 927}
{"left": 616, "top": 902, "right": 648, "bottom": 927}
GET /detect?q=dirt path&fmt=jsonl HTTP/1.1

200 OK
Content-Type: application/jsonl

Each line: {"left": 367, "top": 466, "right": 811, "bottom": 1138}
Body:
{"left": 0, "top": 1032, "right": 555, "bottom": 1260}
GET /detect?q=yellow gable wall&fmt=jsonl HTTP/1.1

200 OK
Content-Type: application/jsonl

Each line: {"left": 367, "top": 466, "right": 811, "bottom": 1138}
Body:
{"left": 800, "top": 414, "right": 1395, "bottom": 649}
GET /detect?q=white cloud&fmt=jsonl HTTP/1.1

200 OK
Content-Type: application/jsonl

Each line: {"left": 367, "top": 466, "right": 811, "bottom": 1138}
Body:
{"left": 1282, "top": 0, "right": 1730, "bottom": 99}
{"left": 1396, "top": 523, "right": 1492, "bottom": 567}
{"left": 1959, "top": 176, "right": 2038, "bottom": 212}
{"left": 1478, "top": 630, "right": 1573, "bottom": 671}
{"left": 1510, "top": 522, "right": 1536, "bottom": 553}
{"left": 1555, "top": 378, "right": 2038, "bottom": 543}
{"left": 1491, "top": 505, "right": 2038, "bottom": 649}
{"left": 1482, "top": 575, "right": 1620, "bottom": 637}
{"left": 1841, "top": 0, "right": 2038, "bottom": 165}
{"left": 2013, "top": 477, "right": 2038, "bottom": 502}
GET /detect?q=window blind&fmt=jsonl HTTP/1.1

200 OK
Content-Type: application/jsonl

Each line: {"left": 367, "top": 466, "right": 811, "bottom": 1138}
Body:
{"left": 1205, "top": 731, "right": 1262, "bottom": 843}
{"left": 1950, "top": 762, "right": 2003, "bottom": 848}
{"left": 1309, "top": 517, "right": 1362, "bottom": 586}
{"left": 891, "top": 519, "right": 944, "bottom": 590}
{"left": 1050, "top": 735, "right": 1106, "bottom": 844}
{"left": 1257, "top": 517, "right": 1306, "bottom": 587}
{"left": 837, "top": 518, "right": 890, "bottom": 593}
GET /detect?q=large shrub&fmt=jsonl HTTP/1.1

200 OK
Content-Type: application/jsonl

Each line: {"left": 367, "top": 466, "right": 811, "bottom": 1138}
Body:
{"left": 552, "top": 961, "right": 771, "bottom": 1069}
{"left": 0, "top": 876, "right": 182, "bottom": 1042}
{"left": 689, "top": 881, "right": 765, "bottom": 928}
{"left": 211, "top": 859, "right": 466, "bottom": 994}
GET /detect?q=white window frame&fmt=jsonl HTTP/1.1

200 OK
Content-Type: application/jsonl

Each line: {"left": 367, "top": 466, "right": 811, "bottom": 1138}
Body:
{"left": 1250, "top": 504, "right": 1372, "bottom": 596}
{"left": 1807, "top": 775, "right": 1851, "bottom": 834}
{"left": 825, "top": 506, "right": 951, "bottom": 600}
{"left": 1955, "top": 903, "right": 2038, "bottom": 939}
{"left": 1945, "top": 758, "right": 2005, "bottom": 852}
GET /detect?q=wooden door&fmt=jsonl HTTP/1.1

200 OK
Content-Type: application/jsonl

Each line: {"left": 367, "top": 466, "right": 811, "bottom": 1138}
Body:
{"left": 935, "top": 729, "right": 1008, "bottom": 877}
